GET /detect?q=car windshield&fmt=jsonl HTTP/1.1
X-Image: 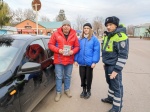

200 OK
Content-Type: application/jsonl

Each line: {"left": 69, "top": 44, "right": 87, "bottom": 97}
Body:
{"left": 0, "top": 39, "right": 25, "bottom": 73}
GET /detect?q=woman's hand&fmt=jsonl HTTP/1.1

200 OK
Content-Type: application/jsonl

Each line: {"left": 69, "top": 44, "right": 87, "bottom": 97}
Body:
{"left": 91, "top": 63, "right": 96, "bottom": 68}
{"left": 74, "top": 62, "right": 78, "bottom": 66}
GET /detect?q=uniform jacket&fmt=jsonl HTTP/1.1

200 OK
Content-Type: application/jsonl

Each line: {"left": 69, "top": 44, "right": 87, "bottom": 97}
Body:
{"left": 75, "top": 35, "right": 100, "bottom": 66}
{"left": 102, "top": 27, "right": 129, "bottom": 73}
{"left": 48, "top": 27, "right": 79, "bottom": 65}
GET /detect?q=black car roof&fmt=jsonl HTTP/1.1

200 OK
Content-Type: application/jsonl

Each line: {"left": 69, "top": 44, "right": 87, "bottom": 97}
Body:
{"left": 0, "top": 34, "right": 50, "bottom": 41}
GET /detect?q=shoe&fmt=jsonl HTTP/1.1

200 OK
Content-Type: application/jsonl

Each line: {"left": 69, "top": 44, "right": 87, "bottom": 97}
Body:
{"left": 84, "top": 91, "right": 91, "bottom": 99}
{"left": 101, "top": 98, "right": 113, "bottom": 104}
{"left": 80, "top": 91, "right": 86, "bottom": 98}
{"left": 80, "top": 88, "right": 86, "bottom": 98}
{"left": 55, "top": 92, "right": 61, "bottom": 102}
{"left": 65, "top": 89, "right": 72, "bottom": 98}
{"left": 108, "top": 108, "right": 117, "bottom": 112}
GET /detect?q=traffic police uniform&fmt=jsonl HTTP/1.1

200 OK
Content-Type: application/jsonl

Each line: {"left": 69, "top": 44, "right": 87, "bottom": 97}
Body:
{"left": 102, "top": 16, "right": 129, "bottom": 112}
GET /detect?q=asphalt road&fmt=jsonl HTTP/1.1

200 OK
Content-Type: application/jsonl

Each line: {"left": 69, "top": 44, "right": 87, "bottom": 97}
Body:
{"left": 32, "top": 38, "right": 150, "bottom": 112}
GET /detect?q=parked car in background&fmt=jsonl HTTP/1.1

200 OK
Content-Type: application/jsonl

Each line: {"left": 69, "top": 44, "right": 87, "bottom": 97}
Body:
{"left": 0, "top": 34, "right": 55, "bottom": 112}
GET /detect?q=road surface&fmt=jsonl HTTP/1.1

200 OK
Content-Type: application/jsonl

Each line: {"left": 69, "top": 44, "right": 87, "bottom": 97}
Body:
{"left": 32, "top": 38, "right": 150, "bottom": 112}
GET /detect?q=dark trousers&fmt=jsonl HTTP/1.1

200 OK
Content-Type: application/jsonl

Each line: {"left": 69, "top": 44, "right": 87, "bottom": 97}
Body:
{"left": 104, "top": 65, "right": 123, "bottom": 112}
{"left": 79, "top": 66, "right": 93, "bottom": 91}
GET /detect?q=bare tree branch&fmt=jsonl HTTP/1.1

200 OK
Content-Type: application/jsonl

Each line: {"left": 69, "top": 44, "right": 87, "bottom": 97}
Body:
{"left": 92, "top": 16, "right": 104, "bottom": 37}
{"left": 40, "top": 15, "right": 50, "bottom": 22}
{"left": 76, "top": 15, "right": 87, "bottom": 30}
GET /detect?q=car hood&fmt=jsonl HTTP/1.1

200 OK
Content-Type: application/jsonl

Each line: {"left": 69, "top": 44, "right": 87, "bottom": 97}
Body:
{"left": 0, "top": 70, "right": 12, "bottom": 84}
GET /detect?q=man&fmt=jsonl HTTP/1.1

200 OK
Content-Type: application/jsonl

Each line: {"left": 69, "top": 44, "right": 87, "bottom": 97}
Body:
{"left": 48, "top": 20, "right": 79, "bottom": 102}
{"left": 101, "top": 16, "right": 129, "bottom": 112}
{"left": 101, "top": 31, "right": 108, "bottom": 51}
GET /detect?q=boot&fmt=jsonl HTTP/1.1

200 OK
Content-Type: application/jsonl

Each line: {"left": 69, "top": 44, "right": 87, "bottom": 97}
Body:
{"left": 55, "top": 92, "right": 61, "bottom": 102}
{"left": 65, "top": 89, "right": 72, "bottom": 98}
{"left": 108, "top": 108, "right": 116, "bottom": 112}
{"left": 101, "top": 98, "right": 113, "bottom": 104}
{"left": 84, "top": 89, "right": 91, "bottom": 99}
{"left": 80, "top": 87, "right": 86, "bottom": 98}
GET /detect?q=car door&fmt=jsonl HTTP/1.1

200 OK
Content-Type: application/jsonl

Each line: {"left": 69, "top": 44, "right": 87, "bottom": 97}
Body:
{"left": 17, "top": 39, "right": 55, "bottom": 112}
{"left": 0, "top": 39, "right": 26, "bottom": 112}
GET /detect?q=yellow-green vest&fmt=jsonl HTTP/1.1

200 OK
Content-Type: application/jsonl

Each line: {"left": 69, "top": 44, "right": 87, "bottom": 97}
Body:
{"left": 103, "top": 33, "right": 128, "bottom": 52}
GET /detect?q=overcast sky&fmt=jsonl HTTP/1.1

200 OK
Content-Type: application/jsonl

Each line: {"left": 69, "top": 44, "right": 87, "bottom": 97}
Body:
{"left": 4, "top": 0, "right": 150, "bottom": 26}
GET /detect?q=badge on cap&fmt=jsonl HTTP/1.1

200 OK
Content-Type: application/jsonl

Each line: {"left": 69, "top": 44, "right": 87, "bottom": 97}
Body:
{"left": 120, "top": 41, "right": 125, "bottom": 48}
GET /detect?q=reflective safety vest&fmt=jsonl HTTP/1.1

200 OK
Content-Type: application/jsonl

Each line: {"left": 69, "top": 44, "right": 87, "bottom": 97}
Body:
{"left": 103, "top": 32, "right": 128, "bottom": 52}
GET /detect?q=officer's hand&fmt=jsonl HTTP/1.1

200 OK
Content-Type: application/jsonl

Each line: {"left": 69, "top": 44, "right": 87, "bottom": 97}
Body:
{"left": 110, "top": 71, "right": 118, "bottom": 79}
{"left": 103, "top": 64, "right": 105, "bottom": 69}
{"left": 91, "top": 63, "right": 96, "bottom": 68}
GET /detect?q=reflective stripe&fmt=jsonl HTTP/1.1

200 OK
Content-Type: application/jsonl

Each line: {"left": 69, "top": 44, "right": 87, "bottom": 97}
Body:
{"left": 113, "top": 101, "right": 121, "bottom": 107}
{"left": 114, "top": 96, "right": 121, "bottom": 101}
{"left": 118, "top": 58, "right": 127, "bottom": 63}
{"left": 108, "top": 89, "right": 114, "bottom": 93}
{"left": 116, "top": 62, "right": 125, "bottom": 67}
{"left": 108, "top": 92, "right": 114, "bottom": 98}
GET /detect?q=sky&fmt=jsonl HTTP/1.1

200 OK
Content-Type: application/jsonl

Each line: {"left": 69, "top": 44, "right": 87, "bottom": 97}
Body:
{"left": 4, "top": 0, "right": 150, "bottom": 26}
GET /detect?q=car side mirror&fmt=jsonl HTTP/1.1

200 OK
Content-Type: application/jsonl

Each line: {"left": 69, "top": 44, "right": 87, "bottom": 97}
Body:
{"left": 17, "top": 62, "right": 41, "bottom": 76}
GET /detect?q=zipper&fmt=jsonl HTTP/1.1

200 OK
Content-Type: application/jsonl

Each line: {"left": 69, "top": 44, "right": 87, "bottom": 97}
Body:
{"left": 83, "top": 38, "right": 87, "bottom": 65}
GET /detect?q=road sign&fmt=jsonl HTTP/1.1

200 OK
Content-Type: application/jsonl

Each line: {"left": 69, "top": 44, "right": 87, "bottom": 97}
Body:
{"left": 32, "top": 0, "right": 41, "bottom": 11}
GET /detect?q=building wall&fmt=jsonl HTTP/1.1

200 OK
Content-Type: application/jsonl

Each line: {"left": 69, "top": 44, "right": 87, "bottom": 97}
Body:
{"left": 134, "top": 26, "right": 150, "bottom": 37}
{"left": 0, "top": 29, "right": 17, "bottom": 35}
{"left": 15, "top": 19, "right": 47, "bottom": 35}
{"left": 0, "top": 30, "right": 7, "bottom": 35}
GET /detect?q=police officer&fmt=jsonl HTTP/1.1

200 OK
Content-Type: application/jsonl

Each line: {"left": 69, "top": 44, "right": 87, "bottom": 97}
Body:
{"left": 101, "top": 16, "right": 129, "bottom": 112}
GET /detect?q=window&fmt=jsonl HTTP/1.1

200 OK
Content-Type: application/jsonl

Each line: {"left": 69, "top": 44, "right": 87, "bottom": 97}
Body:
{"left": 25, "top": 26, "right": 32, "bottom": 29}
{"left": 0, "top": 39, "right": 25, "bottom": 73}
{"left": 20, "top": 39, "right": 47, "bottom": 87}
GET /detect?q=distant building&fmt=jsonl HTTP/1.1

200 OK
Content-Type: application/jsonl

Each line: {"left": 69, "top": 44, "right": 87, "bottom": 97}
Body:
{"left": 134, "top": 23, "right": 150, "bottom": 37}
{"left": 0, "top": 26, "right": 17, "bottom": 35}
{"left": 15, "top": 19, "right": 62, "bottom": 35}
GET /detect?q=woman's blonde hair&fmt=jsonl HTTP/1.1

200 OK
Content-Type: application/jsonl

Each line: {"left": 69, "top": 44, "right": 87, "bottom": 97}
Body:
{"left": 81, "top": 27, "right": 93, "bottom": 40}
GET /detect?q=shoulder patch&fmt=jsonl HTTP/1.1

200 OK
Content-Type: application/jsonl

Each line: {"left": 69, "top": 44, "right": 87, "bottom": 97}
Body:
{"left": 120, "top": 41, "right": 126, "bottom": 48}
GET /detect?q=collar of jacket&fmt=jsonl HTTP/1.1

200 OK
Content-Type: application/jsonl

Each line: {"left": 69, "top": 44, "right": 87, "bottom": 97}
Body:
{"left": 57, "top": 27, "right": 76, "bottom": 37}
{"left": 108, "top": 27, "right": 126, "bottom": 38}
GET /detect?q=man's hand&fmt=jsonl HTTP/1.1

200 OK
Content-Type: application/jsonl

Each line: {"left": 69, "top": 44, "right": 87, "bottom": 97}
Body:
{"left": 91, "top": 63, "right": 96, "bottom": 68}
{"left": 69, "top": 50, "right": 74, "bottom": 55}
{"left": 110, "top": 71, "right": 118, "bottom": 79}
{"left": 59, "top": 49, "right": 63, "bottom": 54}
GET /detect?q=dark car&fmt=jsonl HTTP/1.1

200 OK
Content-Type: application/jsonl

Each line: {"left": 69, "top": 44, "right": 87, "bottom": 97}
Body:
{"left": 0, "top": 34, "right": 55, "bottom": 112}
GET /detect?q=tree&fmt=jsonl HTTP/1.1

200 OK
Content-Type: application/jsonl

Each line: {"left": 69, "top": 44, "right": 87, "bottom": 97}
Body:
{"left": 13, "top": 8, "right": 24, "bottom": 23}
{"left": 76, "top": 15, "right": 88, "bottom": 30}
{"left": 24, "top": 9, "right": 36, "bottom": 21}
{"left": 146, "top": 26, "right": 150, "bottom": 34}
{"left": 0, "top": 0, "right": 3, "bottom": 10}
{"left": 145, "top": 26, "right": 150, "bottom": 37}
{"left": 0, "top": 1, "right": 11, "bottom": 28}
{"left": 127, "top": 25, "right": 134, "bottom": 36}
{"left": 92, "top": 16, "right": 104, "bottom": 37}
{"left": 10, "top": 8, "right": 36, "bottom": 25}
{"left": 56, "top": 9, "right": 66, "bottom": 21}
{"left": 40, "top": 15, "right": 50, "bottom": 22}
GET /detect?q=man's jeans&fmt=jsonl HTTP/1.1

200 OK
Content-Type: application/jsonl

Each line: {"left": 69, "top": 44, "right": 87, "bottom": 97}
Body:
{"left": 55, "top": 64, "right": 73, "bottom": 93}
